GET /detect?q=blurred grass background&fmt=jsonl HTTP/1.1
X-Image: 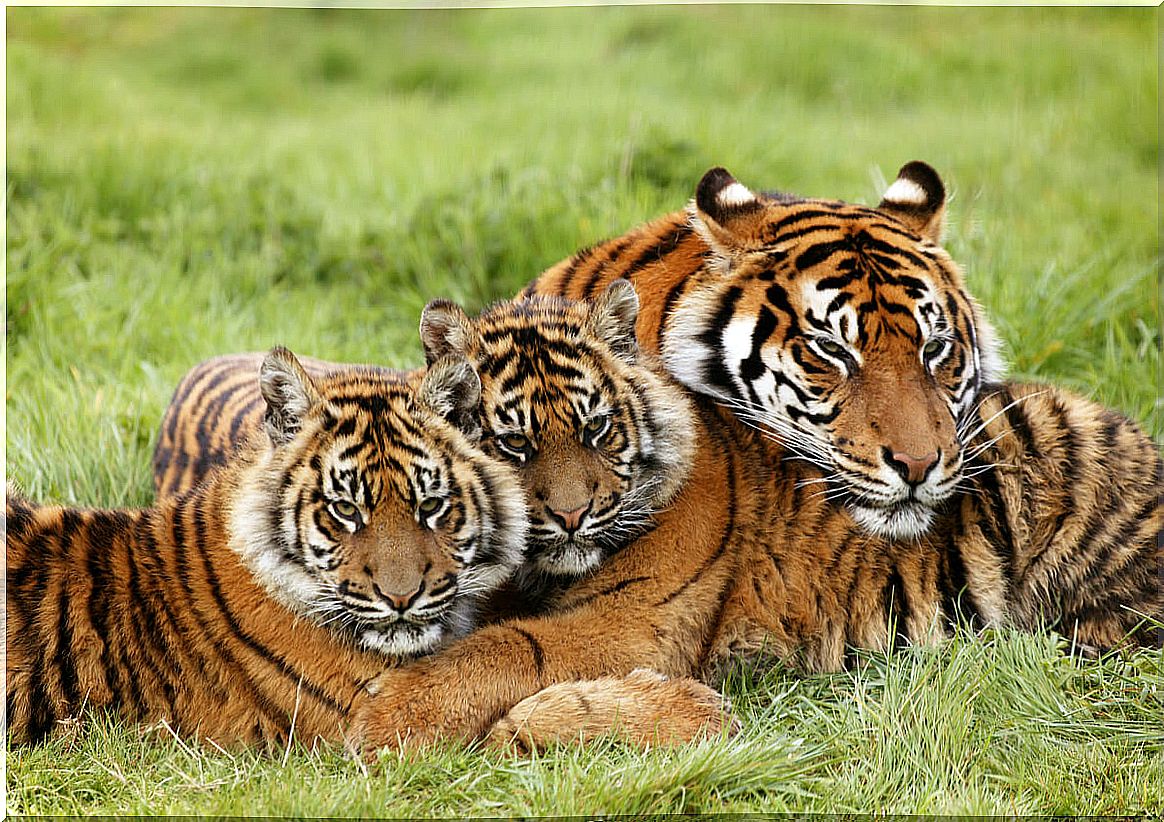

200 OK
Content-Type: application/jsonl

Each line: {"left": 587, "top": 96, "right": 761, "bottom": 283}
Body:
{"left": 5, "top": 6, "right": 1161, "bottom": 815}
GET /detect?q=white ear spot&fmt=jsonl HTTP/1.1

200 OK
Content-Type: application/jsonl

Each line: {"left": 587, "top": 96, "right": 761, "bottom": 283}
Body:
{"left": 882, "top": 177, "right": 928, "bottom": 206}
{"left": 717, "top": 182, "right": 757, "bottom": 207}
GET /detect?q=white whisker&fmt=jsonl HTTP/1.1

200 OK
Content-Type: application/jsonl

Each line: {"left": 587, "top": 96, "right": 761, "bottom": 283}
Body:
{"left": 956, "top": 390, "right": 1047, "bottom": 446}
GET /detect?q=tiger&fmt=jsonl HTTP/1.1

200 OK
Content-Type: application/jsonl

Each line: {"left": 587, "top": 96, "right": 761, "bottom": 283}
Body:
{"left": 343, "top": 162, "right": 1162, "bottom": 752}
{"left": 528, "top": 161, "right": 1163, "bottom": 642}
{"left": 6, "top": 345, "right": 732, "bottom": 748}
{"left": 151, "top": 281, "right": 697, "bottom": 608}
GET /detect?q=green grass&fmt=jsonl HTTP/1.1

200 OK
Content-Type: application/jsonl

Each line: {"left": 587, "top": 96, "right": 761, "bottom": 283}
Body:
{"left": 5, "top": 6, "right": 1161, "bottom": 816}
{"left": 9, "top": 631, "right": 1164, "bottom": 815}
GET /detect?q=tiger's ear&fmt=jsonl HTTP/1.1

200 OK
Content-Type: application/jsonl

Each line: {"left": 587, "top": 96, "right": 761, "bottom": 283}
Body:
{"left": 587, "top": 279, "right": 640, "bottom": 363}
{"left": 689, "top": 167, "right": 769, "bottom": 257}
{"left": 418, "top": 355, "right": 483, "bottom": 442}
{"left": 420, "top": 299, "right": 478, "bottom": 365}
{"left": 877, "top": 161, "right": 946, "bottom": 243}
{"left": 260, "top": 346, "right": 323, "bottom": 447}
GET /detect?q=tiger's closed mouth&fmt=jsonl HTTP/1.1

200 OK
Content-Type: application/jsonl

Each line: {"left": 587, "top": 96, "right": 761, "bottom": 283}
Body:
{"left": 867, "top": 496, "right": 930, "bottom": 511}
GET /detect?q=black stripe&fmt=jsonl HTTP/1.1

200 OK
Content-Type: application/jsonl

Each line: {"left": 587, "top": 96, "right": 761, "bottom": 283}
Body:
{"left": 695, "top": 577, "right": 733, "bottom": 669}
{"left": 555, "top": 576, "right": 654, "bottom": 614}
{"left": 159, "top": 363, "right": 223, "bottom": 462}
{"left": 83, "top": 511, "right": 127, "bottom": 714}
{"left": 170, "top": 493, "right": 287, "bottom": 728}
{"left": 8, "top": 532, "right": 49, "bottom": 602}
{"left": 972, "top": 466, "right": 1016, "bottom": 590}
{"left": 1002, "top": 390, "right": 1040, "bottom": 462}
{"left": 768, "top": 221, "right": 838, "bottom": 246}
{"left": 939, "top": 517, "right": 981, "bottom": 628}
{"left": 1078, "top": 482, "right": 1157, "bottom": 592}
{"left": 192, "top": 502, "right": 352, "bottom": 717}
{"left": 1067, "top": 441, "right": 1128, "bottom": 583}
{"left": 195, "top": 368, "right": 253, "bottom": 455}
{"left": 554, "top": 245, "right": 596, "bottom": 298}
{"left": 767, "top": 206, "right": 856, "bottom": 239}
{"left": 861, "top": 234, "right": 930, "bottom": 270}
{"left": 123, "top": 510, "right": 180, "bottom": 719}
{"left": 24, "top": 636, "right": 57, "bottom": 742}
{"left": 795, "top": 240, "right": 849, "bottom": 272}
{"left": 50, "top": 505, "right": 87, "bottom": 703}
{"left": 658, "top": 277, "right": 693, "bottom": 350}
{"left": 1045, "top": 393, "right": 1079, "bottom": 544}
{"left": 509, "top": 627, "right": 545, "bottom": 681}
{"left": 621, "top": 224, "right": 692, "bottom": 280}
{"left": 4, "top": 498, "right": 35, "bottom": 542}
{"left": 85, "top": 511, "right": 148, "bottom": 723}
{"left": 54, "top": 539, "right": 82, "bottom": 709}
{"left": 698, "top": 284, "right": 744, "bottom": 398}
{"left": 583, "top": 237, "right": 634, "bottom": 298}
{"left": 227, "top": 396, "right": 263, "bottom": 453}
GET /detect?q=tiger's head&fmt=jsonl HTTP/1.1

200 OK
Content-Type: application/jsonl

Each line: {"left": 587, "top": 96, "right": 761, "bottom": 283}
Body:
{"left": 420, "top": 280, "right": 696, "bottom": 579}
{"left": 230, "top": 347, "right": 528, "bottom": 658}
{"left": 665, "top": 164, "right": 1005, "bottom": 541}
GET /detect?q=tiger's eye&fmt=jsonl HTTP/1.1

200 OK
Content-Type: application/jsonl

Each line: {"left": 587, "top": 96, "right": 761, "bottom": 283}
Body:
{"left": 418, "top": 497, "right": 443, "bottom": 515}
{"left": 500, "top": 433, "right": 530, "bottom": 451}
{"left": 922, "top": 339, "right": 945, "bottom": 358}
{"left": 816, "top": 338, "right": 848, "bottom": 358}
{"left": 583, "top": 415, "right": 610, "bottom": 441}
{"left": 329, "top": 500, "right": 362, "bottom": 530}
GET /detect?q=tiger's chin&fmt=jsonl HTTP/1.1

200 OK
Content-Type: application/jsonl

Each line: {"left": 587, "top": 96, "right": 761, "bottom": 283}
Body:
{"left": 531, "top": 539, "right": 604, "bottom": 578}
{"left": 849, "top": 500, "right": 936, "bottom": 541}
{"left": 356, "top": 621, "right": 447, "bottom": 659}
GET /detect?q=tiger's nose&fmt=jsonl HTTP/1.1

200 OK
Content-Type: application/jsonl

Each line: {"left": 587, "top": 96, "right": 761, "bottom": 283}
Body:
{"left": 550, "top": 504, "right": 590, "bottom": 533}
{"left": 884, "top": 448, "right": 939, "bottom": 485}
{"left": 374, "top": 580, "right": 423, "bottom": 612}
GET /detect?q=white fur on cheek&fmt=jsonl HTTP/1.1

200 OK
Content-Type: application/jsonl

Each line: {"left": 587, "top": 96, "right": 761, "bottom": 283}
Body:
{"left": 662, "top": 288, "right": 722, "bottom": 396}
{"left": 720, "top": 315, "right": 758, "bottom": 373}
{"left": 228, "top": 464, "right": 323, "bottom": 617}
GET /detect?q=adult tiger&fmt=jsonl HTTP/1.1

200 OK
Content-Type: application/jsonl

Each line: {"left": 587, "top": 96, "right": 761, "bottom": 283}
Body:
{"left": 346, "top": 163, "right": 1161, "bottom": 752}
{"left": 151, "top": 282, "right": 696, "bottom": 605}
{"left": 6, "top": 346, "right": 730, "bottom": 748}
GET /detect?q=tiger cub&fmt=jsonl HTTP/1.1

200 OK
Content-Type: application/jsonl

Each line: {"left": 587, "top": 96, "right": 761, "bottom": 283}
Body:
{"left": 5, "top": 348, "right": 529, "bottom": 744}
{"left": 151, "top": 281, "right": 696, "bottom": 607}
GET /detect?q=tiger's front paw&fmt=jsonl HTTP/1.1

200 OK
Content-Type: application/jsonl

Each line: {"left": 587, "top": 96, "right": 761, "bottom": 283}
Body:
{"left": 485, "top": 669, "right": 739, "bottom": 754}
{"left": 345, "top": 669, "right": 450, "bottom": 758}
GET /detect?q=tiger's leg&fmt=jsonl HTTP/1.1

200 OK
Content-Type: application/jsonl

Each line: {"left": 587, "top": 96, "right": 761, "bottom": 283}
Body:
{"left": 349, "top": 596, "right": 722, "bottom": 755}
{"left": 484, "top": 669, "right": 738, "bottom": 753}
